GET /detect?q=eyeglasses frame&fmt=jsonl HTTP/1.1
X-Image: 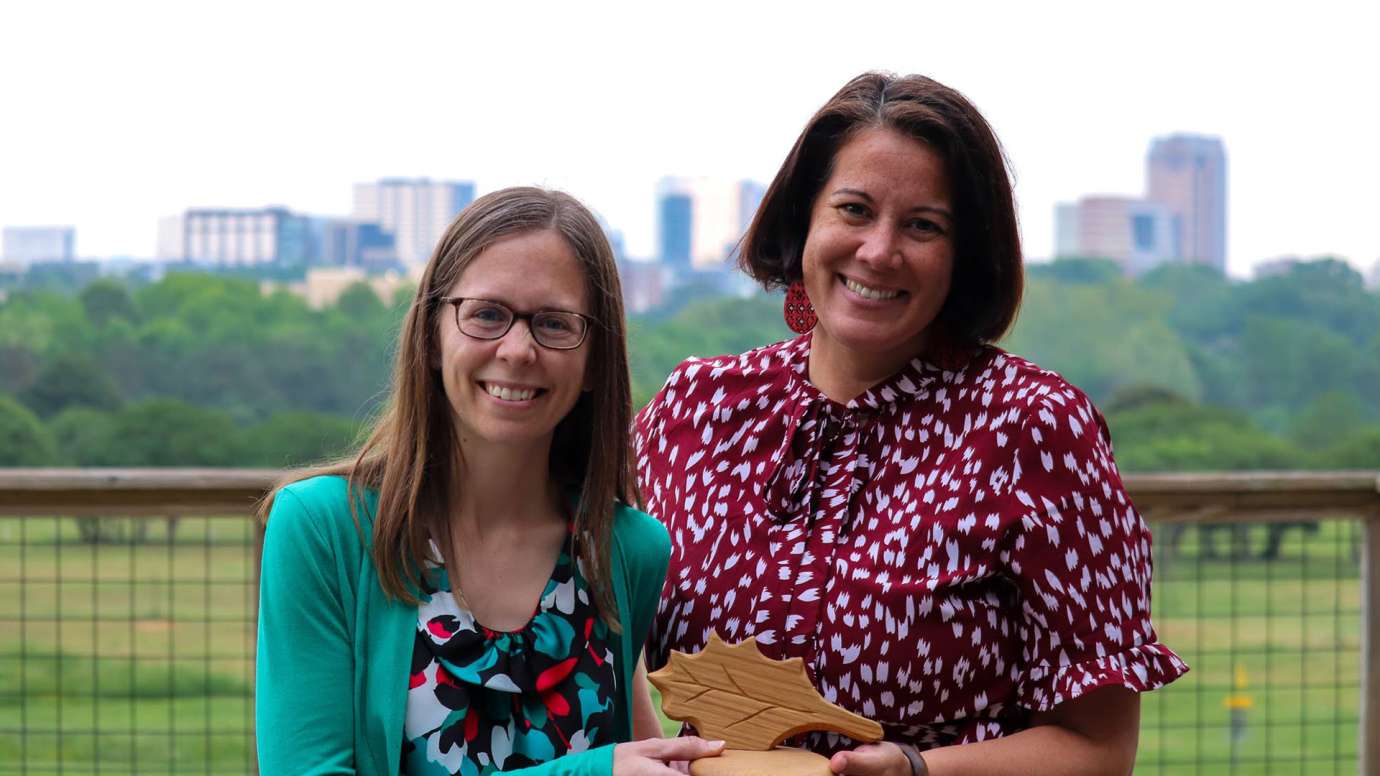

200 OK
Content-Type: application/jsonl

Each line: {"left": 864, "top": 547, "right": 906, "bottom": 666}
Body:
{"left": 439, "top": 296, "right": 595, "bottom": 351}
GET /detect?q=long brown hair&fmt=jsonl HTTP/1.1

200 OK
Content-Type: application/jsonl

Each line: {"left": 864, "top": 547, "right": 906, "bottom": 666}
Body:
{"left": 740, "top": 72, "right": 1024, "bottom": 348}
{"left": 261, "top": 187, "right": 635, "bottom": 628}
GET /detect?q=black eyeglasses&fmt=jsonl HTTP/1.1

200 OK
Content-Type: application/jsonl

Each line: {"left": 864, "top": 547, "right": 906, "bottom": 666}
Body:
{"left": 440, "top": 297, "right": 594, "bottom": 350}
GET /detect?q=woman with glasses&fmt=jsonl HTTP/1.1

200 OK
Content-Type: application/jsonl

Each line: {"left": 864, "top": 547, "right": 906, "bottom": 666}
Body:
{"left": 256, "top": 187, "right": 723, "bottom": 776}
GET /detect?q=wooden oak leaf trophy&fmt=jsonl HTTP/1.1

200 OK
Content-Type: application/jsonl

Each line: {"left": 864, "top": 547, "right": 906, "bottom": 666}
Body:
{"left": 648, "top": 634, "right": 883, "bottom": 776}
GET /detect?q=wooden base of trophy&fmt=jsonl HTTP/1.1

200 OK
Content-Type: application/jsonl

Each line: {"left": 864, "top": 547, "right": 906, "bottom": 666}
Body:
{"left": 689, "top": 748, "right": 832, "bottom": 776}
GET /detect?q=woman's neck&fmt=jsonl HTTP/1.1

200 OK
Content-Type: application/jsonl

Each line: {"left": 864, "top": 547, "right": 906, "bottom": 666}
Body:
{"left": 807, "top": 328, "right": 923, "bottom": 405}
{"left": 451, "top": 437, "right": 564, "bottom": 538}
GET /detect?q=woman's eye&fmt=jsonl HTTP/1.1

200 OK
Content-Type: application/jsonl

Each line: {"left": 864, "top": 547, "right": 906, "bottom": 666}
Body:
{"left": 910, "top": 219, "right": 944, "bottom": 235}
{"left": 470, "top": 306, "right": 507, "bottom": 323}
{"left": 839, "top": 203, "right": 868, "bottom": 218}
{"left": 538, "top": 316, "right": 574, "bottom": 332}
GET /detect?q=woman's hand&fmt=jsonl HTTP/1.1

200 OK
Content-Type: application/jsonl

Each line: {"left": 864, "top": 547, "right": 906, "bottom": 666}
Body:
{"left": 613, "top": 737, "right": 725, "bottom": 776}
{"left": 829, "top": 742, "right": 917, "bottom": 776}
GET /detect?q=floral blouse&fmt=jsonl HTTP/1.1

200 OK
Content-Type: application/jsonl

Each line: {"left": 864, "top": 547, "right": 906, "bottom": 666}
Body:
{"left": 402, "top": 534, "right": 617, "bottom": 775}
{"left": 634, "top": 334, "right": 1187, "bottom": 752}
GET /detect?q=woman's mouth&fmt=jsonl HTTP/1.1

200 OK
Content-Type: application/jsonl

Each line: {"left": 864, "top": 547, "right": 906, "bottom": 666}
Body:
{"left": 479, "top": 382, "right": 544, "bottom": 402}
{"left": 841, "top": 275, "right": 905, "bottom": 301}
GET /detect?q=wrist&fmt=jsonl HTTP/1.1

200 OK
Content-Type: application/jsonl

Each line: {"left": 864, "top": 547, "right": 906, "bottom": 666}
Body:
{"left": 898, "top": 744, "right": 929, "bottom": 776}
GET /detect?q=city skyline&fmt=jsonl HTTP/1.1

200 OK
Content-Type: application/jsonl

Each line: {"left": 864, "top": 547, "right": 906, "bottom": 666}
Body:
{"left": 1055, "top": 133, "right": 1227, "bottom": 276}
{"left": 1, "top": 1, "right": 1375, "bottom": 277}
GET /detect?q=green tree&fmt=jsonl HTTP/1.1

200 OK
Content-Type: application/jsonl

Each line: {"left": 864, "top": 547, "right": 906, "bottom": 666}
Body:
{"left": 19, "top": 352, "right": 123, "bottom": 418}
{"left": 1239, "top": 258, "right": 1379, "bottom": 346}
{"left": 0, "top": 342, "right": 39, "bottom": 395}
{"left": 1027, "top": 257, "right": 1124, "bottom": 285}
{"left": 1287, "top": 391, "right": 1370, "bottom": 451}
{"left": 336, "top": 282, "right": 386, "bottom": 321}
{"left": 1321, "top": 427, "right": 1380, "bottom": 469}
{"left": 1139, "top": 262, "right": 1235, "bottom": 342}
{"left": 80, "top": 279, "right": 141, "bottom": 327}
{"left": 1106, "top": 397, "right": 1304, "bottom": 472}
{"left": 94, "top": 400, "right": 244, "bottom": 466}
{"left": 0, "top": 394, "right": 59, "bottom": 465}
{"left": 0, "top": 289, "right": 85, "bottom": 353}
{"left": 1239, "top": 316, "right": 1357, "bottom": 417}
{"left": 629, "top": 295, "right": 789, "bottom": 407}
{"left": 47, "top": 406, "right": 118, "bottom": 465}
{"left": 243, "top": 411, "right": 360, "bottom": 467}
{"left": 1005, "top": 277, "right": 1201, "bottom": 402}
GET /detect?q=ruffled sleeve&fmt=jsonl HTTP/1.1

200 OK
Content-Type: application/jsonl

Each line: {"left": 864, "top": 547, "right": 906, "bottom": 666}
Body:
{"left": 1002, "top": 387, "right": 1188, "bottom": 711}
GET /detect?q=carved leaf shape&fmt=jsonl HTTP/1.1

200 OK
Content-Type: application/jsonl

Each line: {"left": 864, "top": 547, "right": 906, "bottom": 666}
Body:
{"left": 648, "top": 633, "right": 883, "bottom": 750}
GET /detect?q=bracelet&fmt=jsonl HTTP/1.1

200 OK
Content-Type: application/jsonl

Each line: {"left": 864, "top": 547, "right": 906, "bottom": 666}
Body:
{"left": 899, "top": 743, "right": 930, "bottom": 776}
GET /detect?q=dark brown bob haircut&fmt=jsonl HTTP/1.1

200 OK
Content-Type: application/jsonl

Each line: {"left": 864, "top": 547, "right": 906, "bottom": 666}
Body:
{"left": 262, "top": 186, "right": 635, "bottom": 629}
{"left": 739, "top": 72, "right": 1023, "bottom": 349}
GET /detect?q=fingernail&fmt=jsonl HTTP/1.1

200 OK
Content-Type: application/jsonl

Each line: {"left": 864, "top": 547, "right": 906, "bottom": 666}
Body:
{"left": 709, "top": 740, "right": 726, "bottom": 748}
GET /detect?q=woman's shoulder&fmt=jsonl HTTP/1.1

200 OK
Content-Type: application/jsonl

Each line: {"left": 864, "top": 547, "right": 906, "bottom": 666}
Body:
{"left": 611, "top": 502, "right": 670, "bottom": 557}
{"left": 974, "top": 347, "right": 1100, "bottom": 418}
{"left": 274, "top": 474, "right": 351, "bottom": 517}
{"left": 610, "top": 503, "right": 671, "bottom": 605}
{"left": 277, "top": 473, "right": 350, "bottom": 503}
{"left": 266, "top": 475, "right": 371, "bottom": 547}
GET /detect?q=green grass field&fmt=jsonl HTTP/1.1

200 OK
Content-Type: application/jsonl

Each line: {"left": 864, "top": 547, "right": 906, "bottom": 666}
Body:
{"left": 0, "top": 517, "right": 1363, "bottom": 774}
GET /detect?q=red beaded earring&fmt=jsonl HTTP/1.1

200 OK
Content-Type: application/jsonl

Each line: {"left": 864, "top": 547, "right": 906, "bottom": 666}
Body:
{"left": 783, "top": 281, "right": 817, "bottom": 333}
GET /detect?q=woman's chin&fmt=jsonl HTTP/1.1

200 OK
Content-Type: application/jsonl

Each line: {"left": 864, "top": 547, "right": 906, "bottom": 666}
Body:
{"left": 814, "top": 322, "right": 927, "bottom": 366}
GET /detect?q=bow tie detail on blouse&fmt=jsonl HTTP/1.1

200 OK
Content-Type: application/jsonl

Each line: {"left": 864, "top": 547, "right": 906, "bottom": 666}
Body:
{"left": 761, "top": 339, "right": 942, "bottom": 535}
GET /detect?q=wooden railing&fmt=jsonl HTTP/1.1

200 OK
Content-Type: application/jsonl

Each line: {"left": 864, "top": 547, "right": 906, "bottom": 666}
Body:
{"left": 1, "top": 468, "right": 1378, "bottom": 772}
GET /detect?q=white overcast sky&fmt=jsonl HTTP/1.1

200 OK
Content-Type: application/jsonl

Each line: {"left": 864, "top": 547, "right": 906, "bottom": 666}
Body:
{"left": 2, "top": 0, "right": 1376, "bottom": 278}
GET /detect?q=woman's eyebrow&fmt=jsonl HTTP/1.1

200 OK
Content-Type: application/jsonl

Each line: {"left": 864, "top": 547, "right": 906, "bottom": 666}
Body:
{"left": 911, "top": 204, "right": 953, "bottom": 218}
{"left": 830, "top": 187, "right": 874, "bottom": 202}
{"left": 830, "top": 187, "right": 952, "bottom": 218}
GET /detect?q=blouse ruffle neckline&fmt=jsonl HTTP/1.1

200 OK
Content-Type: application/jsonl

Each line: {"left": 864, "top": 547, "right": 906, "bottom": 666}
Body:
{"left": 415, "top": 536, "right": 603, "bottom": 697}
{"left": 763, "top": 334, "right": 985, "bottom": 524}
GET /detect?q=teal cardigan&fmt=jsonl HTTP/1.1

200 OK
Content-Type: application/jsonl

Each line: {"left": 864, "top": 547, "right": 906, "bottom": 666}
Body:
{"left": 256, "top": 476, "right": 670, "bottom": 776}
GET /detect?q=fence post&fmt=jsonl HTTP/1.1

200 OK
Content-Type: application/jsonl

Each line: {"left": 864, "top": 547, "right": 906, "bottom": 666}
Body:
{"left": 1363, "top": 507, "right": 1380, "bottom": 775}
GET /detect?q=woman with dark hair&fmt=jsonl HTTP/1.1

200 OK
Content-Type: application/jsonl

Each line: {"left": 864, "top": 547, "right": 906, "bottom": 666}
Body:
{"left": 257, "top": 187, "right": 723, "bottom": 775}
{"left": 635, "top": 74, "right": 1186, "bottom": 774}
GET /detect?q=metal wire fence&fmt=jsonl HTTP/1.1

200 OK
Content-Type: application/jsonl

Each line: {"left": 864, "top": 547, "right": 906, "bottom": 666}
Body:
{"left": 0, "top": 470, "right": 1374, "bottom": 775}
{"left": 0, "top": 515, "right": 258, "bottom": 775}
{"left": 1137, "top": 518, "right": 1362, "bottom": 774}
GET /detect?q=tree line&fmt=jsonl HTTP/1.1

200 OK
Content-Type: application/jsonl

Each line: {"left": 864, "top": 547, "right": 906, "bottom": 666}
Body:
{"left": 1, "top": 258, "right": 1377, "bottom": 472}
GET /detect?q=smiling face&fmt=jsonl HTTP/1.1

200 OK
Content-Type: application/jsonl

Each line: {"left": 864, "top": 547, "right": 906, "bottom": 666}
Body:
{"left": 800, "top": 126, "right": 955, "bottom": 382}
{"left": 436, "top": 228, "right": 591, "bottom": 458}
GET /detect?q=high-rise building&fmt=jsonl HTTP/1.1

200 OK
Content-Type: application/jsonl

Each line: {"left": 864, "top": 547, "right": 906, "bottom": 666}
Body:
{"left": 176, "top": 207, "right": 315, "bottom": 266}
{"left": 656, "top": 179, "right": 694, "bottom": 269}
{"left": 1146, "top": 134, "right": 1227, "bottom": 271}
{"left": 316, "top": 219, "right": 397, "bottom": 269}
{"left": 1053, "top": 204, "right": 1082, "bottom": 259}
{"left": 1054, "top": 196, "right": 1177, "bottom": 275}
{"left": 616, "top": 258, "right": 668, "bottom": 314}
{"left": 352, "top": 178, "right": 475, "bottom": 266}
{"left": 655, "top": 177, "right": 766, "bottom": 270}
{"left": 2, "top": 226, "right": 76, "bottom": 263}
{"left": 156, "top": 216, "right": 186, "bottom": 261}
{"left": 737, "top": 180, "right": 767, "bottom": 236}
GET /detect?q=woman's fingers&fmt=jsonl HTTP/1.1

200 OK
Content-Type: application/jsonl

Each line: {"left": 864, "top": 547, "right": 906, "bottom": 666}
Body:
{"left": 614, "top": 738, "right": 726, "bottom": 776}
{"left": 636, "top": 736, "right": 726, "bottom": 761}
{"left": 829, "top": 743, "right": 908, "bottom": 776}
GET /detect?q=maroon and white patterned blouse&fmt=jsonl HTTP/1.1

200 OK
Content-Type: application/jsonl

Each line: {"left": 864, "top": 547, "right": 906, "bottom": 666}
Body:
{"left": 634, "top": 334, "right": 1186, "bottom": 751}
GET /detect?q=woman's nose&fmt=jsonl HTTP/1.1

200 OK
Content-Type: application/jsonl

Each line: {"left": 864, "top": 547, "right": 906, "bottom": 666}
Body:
{"left": 854, "top": 223, "right": 902, "bottom": 268}
{"left": 495, "top": 320, "right": 539, "bottom": 363}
